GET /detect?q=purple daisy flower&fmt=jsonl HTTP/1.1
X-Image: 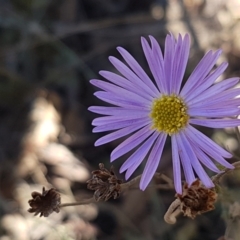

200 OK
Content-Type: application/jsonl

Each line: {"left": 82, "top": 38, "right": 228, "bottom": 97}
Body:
{"left": 89, "top": 33, "right": 240, "bottom": 194}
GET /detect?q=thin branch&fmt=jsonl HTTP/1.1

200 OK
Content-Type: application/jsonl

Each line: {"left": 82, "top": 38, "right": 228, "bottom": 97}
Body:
{"left": 120, "top": 175, "right": 142, "bottom": 191}
{"left": 120, "top": 172, "right": 165, "bottom": 191}
{"left": 59, "top": 197, "right": 95, "bottom": 208}
{"left": 212, "top": 161, "right": 240, "bottom": 184}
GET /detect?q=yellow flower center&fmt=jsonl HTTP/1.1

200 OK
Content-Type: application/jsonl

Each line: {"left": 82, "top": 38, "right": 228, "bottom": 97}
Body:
{"left": 150, "top": 95, "right": 189, "bottom": 135}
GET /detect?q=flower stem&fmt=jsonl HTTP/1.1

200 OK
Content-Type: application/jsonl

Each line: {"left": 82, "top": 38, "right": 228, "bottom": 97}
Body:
{"left": 59, "top": 197, "right": 95, "bottom": 208}
{"left": 120, "top": 172, "right": 168, "bottom": 191}
{"left": 164, "top": 199, "right": 181, "bottom": 224}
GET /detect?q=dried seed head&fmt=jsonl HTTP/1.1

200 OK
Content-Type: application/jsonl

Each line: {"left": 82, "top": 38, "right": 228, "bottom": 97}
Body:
{"left": 28, "top": 187, "right": 61, "bottom": 217}
{"left": 87, "top": 163, "right": 122, "bottom": 201}
{"left": 177, "top": 179, "right": 217, "bottom": 219}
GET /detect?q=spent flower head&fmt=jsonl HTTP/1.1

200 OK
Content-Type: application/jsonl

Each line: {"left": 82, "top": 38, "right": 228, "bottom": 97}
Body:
{"left": 87, "top": 163, "right": 122, "bottom": 201}
{"left": 89, "top": 33, "right": 240, "bottom": 194}
{"left": 28, "top": 187, "right": 61, "bottom": 217}
{"left": 177, "top": 179, "right": 217, "bottom": 219}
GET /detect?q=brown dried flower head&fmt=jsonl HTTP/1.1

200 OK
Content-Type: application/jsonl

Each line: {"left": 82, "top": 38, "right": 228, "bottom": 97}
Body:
{"left": 177, "top": 179, "right": 217, "bottom": 219}
{"left": 87, "top": 163, "right": 122, "bottom": 201}
{"left": 28, "top": 187, "right": 61, "bottom": 217}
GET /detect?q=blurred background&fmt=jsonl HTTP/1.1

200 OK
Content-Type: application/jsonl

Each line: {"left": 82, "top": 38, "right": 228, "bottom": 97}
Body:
{"left": 1, "top": 0, "right": 240, "bottom": 239}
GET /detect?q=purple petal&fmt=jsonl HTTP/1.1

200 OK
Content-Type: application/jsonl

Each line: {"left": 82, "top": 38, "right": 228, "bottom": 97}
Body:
{"left": 92, "top": 114, "right": 148, "bottom": 126}
{"left": 164, "top": 34, "right": 175, "bottom": 94}
{"left": 181, "top": 50, "right": 222, "bottom": 98}
{"left": 185, "top": 126, "right": 234, "bottom": 168}
{"left": 139, "top": 133, "right": 167, "bottom": 190}
{"left": 109, "top": 56, "right": 158, "bottom": 97}
{"left": 91, "top": 80, "right": 151, "bottom": 105}
{"left": 141, "top": 36, "right": 166, "bottom": 93}
{"left": 89, "top": 106, "right": 149, "bottom": 116}
{"left": 188, "top": 107, "right": 240, "bottom": 118}
{"left": 191, "top": 98, "right": 240, "bottom": 110}
{"left": 185, "top": 62, "right": 228, "bottom": 102}
{"left": 89, "top": 106, "right": 123, "bottom": 115}
{"left": 170, "top": 34, "right": 182, "bottom": 94}
{"left": 188, "top": 78, "right": 239, "bottom": 107}
{"left": 171, "top": 134, "right": 182, "bottom": 194}
{"left": 94, "top": 91, "right": 150, "bottom": 109}
{"left": 99, "top": 70, "right": 153, "bottom": 101}
{"left": 125, "top": 132, "right": 158, "bottom": 180}
{"left": 210, "top": 99, "right": 240, "bottom": 107}
{"left": 117, "top": 47, "right": 159, "bottom": 95}
{"left": 111, "top": 125, "right": 153, "bottom": 161}
{"left": 208, "top": 88, "right": 240, "bottom": 102}
{"left": 173, "top": 34, "right": 190, "bottom": 94}
{"left": 189, "top": 119, "right": 240, "bottom": 128}
{"left": 93, "top": 118, "right": 150, "bottom": 132}
{"left": 119, "top": 132, "right": 159, "bottom": 177}
{"left": 181, "top": 50, "right": 214, "bottom": 96}
{"left": 95, "top": 120, "right": 149, "bottom": 146}
{"left": 179, "top": 131, "right": 214, "bottom": 188}
{"left": 188, "top": 108, "right": 240, "bottom": 118}
{"left": 190, "top": 143, "right": 221, "bottom": 173}
{"left": 189, "top": 88, "right": 240, "bottom": 109}
{"left": 175, "top": 132, "right": 196, "bottom": 186}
